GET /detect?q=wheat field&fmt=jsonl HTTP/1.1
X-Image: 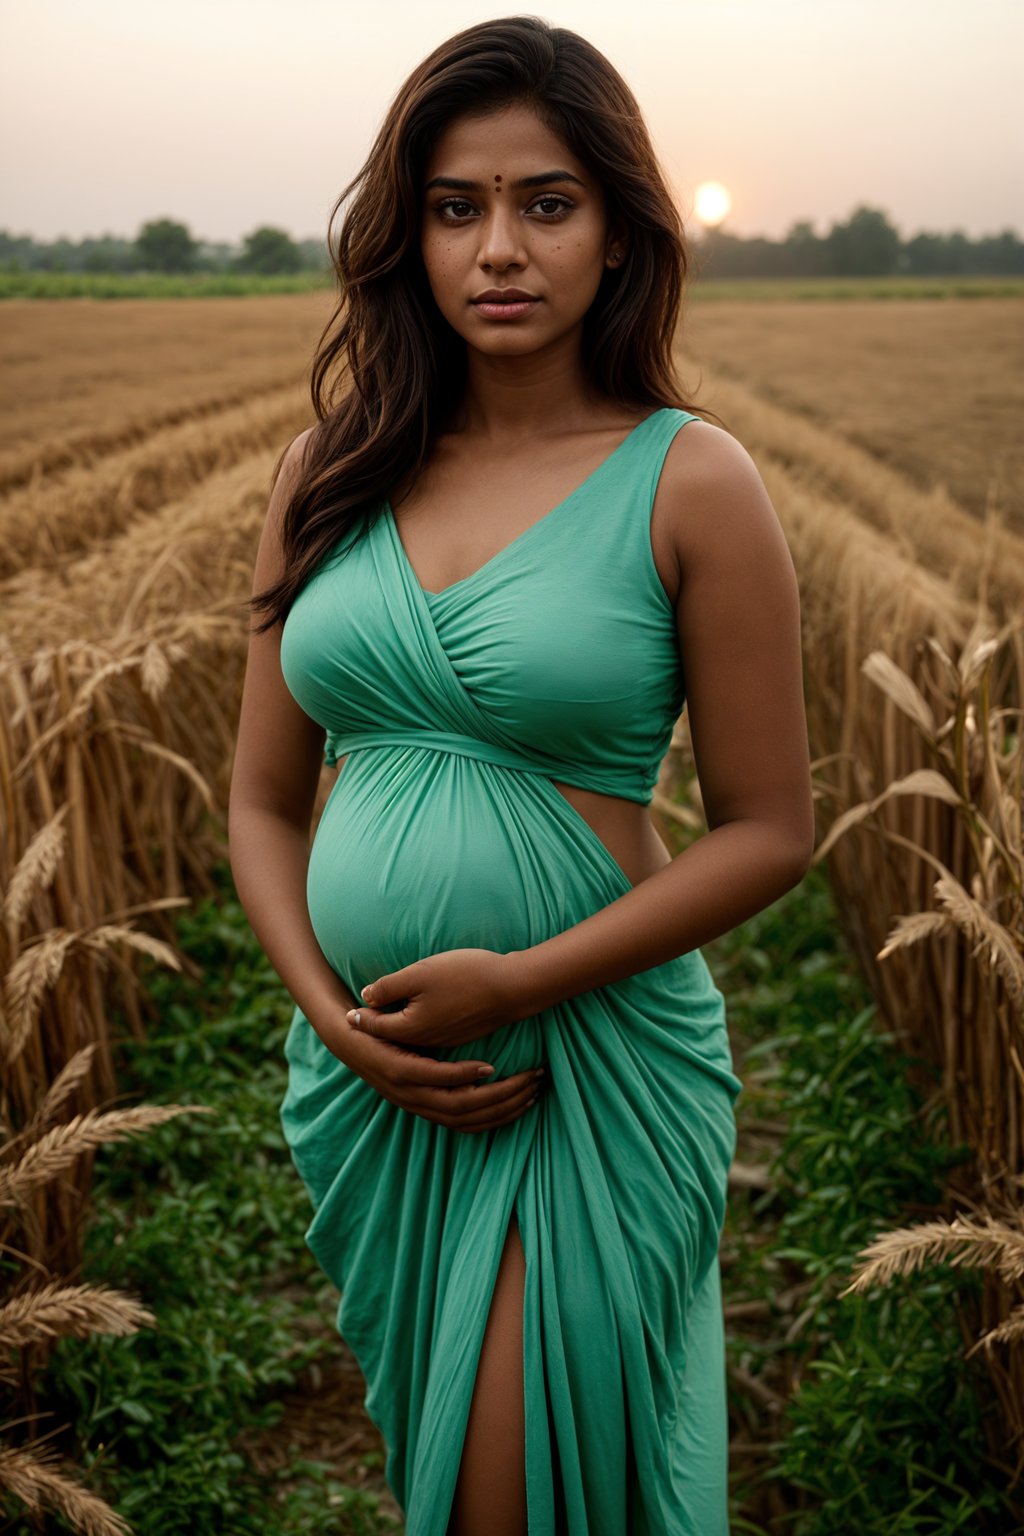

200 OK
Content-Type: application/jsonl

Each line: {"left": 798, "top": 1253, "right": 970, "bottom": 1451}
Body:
{"left": 1, "top": 290, "right": 1021, "bottom": 1531}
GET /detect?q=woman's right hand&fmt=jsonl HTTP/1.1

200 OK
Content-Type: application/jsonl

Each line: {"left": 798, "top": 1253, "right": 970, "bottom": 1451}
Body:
{"left": 325, "top": 1016, "right": 547, "bottom": 1134}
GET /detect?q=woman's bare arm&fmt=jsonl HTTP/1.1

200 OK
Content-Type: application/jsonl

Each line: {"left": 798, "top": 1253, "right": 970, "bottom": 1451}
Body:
{"left": 227, "top": 427, "right": 352, "bottom": 1033}
{"left": 504, "top": 422, "right": 817, "bottom": 1015}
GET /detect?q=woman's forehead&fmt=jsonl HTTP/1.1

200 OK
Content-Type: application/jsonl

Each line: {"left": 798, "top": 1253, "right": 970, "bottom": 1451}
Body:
{"left": 425, "top": 106, "right": 580, "bottom": 177}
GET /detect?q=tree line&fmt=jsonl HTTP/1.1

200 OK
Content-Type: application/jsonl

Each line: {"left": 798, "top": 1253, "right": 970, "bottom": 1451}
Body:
{"left": 0, "top": 220, "right": 325, "bottom": 277}
{"left": 696, "top": 204, "right": 1023, "bottom": 278}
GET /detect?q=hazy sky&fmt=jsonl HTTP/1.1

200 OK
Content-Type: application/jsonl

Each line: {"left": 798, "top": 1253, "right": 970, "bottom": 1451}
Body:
{"left": 3, "top": 0, "right": 1020, "bottom": 246}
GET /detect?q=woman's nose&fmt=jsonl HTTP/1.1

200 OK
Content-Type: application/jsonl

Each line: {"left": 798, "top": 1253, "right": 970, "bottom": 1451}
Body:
{"left": 476, "top": 209, "right": 528, "bottom": 269}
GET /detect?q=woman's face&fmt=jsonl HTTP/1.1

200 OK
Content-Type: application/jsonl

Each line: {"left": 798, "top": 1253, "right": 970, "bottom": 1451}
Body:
{"left": 419, "top": 101, "right": 625, "bottom": 359}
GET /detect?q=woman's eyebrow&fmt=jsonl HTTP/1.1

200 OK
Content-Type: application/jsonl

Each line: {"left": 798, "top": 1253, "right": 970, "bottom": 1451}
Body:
{"left": 424, "top": 169, "right": 586, "bottom": 192}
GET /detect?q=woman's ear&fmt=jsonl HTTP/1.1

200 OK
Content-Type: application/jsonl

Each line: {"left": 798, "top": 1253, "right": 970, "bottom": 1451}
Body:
{"left": 605, "top": 224, "right": 629, "bottom": 269}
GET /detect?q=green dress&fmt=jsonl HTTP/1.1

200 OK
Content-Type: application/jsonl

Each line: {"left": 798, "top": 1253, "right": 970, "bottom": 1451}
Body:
{"left": 278, "top": 407, "right": 743, "bottom": 1535}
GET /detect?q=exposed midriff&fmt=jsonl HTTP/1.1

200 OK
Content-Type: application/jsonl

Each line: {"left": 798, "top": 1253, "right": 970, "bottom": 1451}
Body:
{"left": 551, "top": 781, "right": 673, "bottom": 889}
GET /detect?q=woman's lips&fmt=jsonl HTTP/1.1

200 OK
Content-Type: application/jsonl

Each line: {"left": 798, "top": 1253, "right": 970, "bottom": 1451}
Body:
{"left": 471, "top": 298, "right": 540, "bottom": 320}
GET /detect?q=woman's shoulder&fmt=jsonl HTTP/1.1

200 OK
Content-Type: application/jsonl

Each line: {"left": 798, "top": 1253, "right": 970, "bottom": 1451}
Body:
{"left": 268, "top": 425, "right": 318, "bottom": 522}
{"left": 281, "top": 423, "right": 318, "bottom": 476}
{"left": 662, "top": 415, "right": 757, "bottom": 488}
{"left": 653, "top": 418, "right": 790, "bottom": 597}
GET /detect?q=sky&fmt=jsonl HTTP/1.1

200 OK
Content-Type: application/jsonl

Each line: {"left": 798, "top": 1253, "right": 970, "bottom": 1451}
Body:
{"left": 2, "top": 0, "right": 1021, "bottom": 246}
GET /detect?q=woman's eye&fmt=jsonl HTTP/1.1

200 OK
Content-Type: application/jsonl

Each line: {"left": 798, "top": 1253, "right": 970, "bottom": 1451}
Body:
{"left": 434, "top": 195, "right": 573, "bottom": 223}
{"left": 530, "top": 196, "right": 572, "bottom": 218}
{"left": 437, "top": 198, "right": 476, "bottom": 221}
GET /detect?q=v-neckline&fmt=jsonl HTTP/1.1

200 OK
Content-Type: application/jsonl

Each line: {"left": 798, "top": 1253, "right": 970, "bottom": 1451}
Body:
{"left": 385, "top": 408, "right": 668, "bottom": 600}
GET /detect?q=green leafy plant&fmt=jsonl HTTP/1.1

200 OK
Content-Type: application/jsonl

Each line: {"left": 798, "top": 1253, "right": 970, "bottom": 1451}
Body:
{"left": 710, "top": 867, "right": 1018, "bottom": 1535}
{"left": 11, "top": 868, "right": 399, "bottom": 1536}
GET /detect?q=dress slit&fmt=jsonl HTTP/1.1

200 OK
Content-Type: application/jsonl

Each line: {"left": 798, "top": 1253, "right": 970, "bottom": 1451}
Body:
{"left": 446, "top": 1206, "right": 529, "bottom": 1535}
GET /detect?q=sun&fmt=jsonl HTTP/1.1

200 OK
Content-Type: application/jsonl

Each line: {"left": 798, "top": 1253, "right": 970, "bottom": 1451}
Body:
{"left": 693, "top": 182, "right": 732, "bottom": 228}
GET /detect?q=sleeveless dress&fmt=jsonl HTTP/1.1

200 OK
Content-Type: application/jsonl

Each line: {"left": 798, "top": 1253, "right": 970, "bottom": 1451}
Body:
{"left": 277, "top": 406, "right": 743, "bottom": 1535}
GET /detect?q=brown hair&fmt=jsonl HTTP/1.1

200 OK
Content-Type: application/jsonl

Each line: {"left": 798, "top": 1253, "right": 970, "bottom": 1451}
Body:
{"left": 248, "top": 14, "right": 724, "bottom": 634}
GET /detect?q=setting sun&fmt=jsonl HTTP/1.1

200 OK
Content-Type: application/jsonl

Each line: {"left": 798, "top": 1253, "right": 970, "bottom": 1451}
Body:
{"left": 694, "top": 181, "right": 732, "bottom": 227}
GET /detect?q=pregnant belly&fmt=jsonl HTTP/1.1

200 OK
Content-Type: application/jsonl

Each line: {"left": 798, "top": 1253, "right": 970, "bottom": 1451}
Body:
{"left": 306, "top": 747, "right": 578, "bottom": 989}
{"left": 300, "top": 745, "right": 743, "bottom": 1112}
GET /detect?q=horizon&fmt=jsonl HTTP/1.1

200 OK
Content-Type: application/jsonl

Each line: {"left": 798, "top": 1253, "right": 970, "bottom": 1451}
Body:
{"left": 2, "top": 0, "right": 1020, "bottom": 246}
{"left": 6, "top": 204, "right": 1021, "bottom": 251}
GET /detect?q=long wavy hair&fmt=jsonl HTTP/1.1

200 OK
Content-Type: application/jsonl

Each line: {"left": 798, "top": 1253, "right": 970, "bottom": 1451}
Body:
{"left": 248, "top": 14, "right": 725, "bottom": 634}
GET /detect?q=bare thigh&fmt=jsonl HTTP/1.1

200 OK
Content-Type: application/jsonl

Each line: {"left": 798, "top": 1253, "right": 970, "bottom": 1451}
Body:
{"left": 447, "top": 1211, "right": 528, "bottom": 1536}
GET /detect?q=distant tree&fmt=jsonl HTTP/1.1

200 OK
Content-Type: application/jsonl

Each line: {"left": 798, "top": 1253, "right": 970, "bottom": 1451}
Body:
{"left": 82, "top": 235, "right": 138, "bottom": 273}
{"left": 694, "top": 228, "right": 788, "bottom": 279}
{"left": 942, "top": 229, "right": 974, "bottom": 274}
{"left": 134, "top": 218, "right": 197, "bottom": 273}
{"left": 31, "top": 237, "right": 77, "bottom": 272}
{"left": 298, "top": 236, "right": 332, "bottom": 273}
{"left": 783, "top": 219, "right": 827, "bottom": 276}
{"left": 197, "top": 239, "right": 239, "bottom": 272}
{"left": 824, "top": 204, "right": 901, "bottom": 275}
{"left": 234, "top": 225, "right": 303, "bottom": 274}
{"left": 975, "top": 228, "right": 1024, "bottom": 274}
{"left": 786, "top": 219, "right": 818, "bottom": 245}
{"left": 0, "top": 230, "right": 36, "bottom": 270}
{"left": 903, "top": 230, "right": 948, "bottom": 275}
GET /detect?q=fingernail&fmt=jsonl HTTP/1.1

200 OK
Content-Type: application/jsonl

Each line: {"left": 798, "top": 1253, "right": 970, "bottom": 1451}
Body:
{"left": 477, "top": 1065, "right": 494, "bottom": 1079}
{"left": 348, "top": 1010, "right": 360, "bottom": 1026}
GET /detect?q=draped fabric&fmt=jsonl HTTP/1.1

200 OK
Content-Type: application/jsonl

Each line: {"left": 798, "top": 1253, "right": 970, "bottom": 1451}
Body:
{"left": 278, "top": 409, "right": 743, "bottom": 1534}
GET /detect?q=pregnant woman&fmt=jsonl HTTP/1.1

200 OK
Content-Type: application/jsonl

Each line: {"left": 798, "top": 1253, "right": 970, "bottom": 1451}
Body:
{"left": 228, "top": 17, "right": 814, "bottom": 1536}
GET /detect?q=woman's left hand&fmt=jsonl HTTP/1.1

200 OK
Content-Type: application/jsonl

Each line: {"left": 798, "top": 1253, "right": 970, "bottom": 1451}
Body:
{"left": 346, "top": 948, "right": 526, "bottom": 1050}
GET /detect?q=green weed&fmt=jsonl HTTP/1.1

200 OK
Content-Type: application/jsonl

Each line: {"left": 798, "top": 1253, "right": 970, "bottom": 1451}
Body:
{"left": 711, "top": 866, "right": 1019, "bottom": 1535}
